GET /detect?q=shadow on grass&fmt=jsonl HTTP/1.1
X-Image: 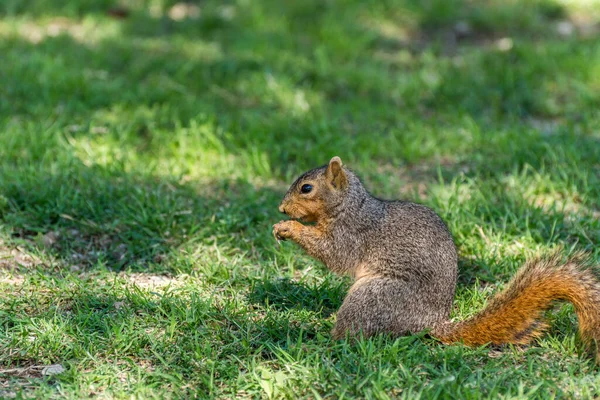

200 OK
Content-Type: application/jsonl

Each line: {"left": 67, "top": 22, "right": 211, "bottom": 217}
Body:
{"left": 247, "top": 276, "right": 346, "bottom": 317}
{"left": 1, "top": 129, "right": 598, "bottom": 277}
{"left": 1, "top": 156, "right": 283, "bottom": 272}
{"left": 2, "top": 276, "right": 333, "bottom": 377}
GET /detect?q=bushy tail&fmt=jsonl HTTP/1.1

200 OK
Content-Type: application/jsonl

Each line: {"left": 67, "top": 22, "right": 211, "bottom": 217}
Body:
{"left": 433, "top": 252, "right": 600, "bottom": 356}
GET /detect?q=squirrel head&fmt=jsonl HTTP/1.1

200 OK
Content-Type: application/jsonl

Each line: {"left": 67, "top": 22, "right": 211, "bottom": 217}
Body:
{"left": 279, "top": 156, "right": 349, "bottom": 223}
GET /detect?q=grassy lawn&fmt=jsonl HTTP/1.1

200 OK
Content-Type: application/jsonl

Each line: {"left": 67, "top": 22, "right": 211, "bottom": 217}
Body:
{"left": 1, "top": 0, "right": 600, "bottom": 398}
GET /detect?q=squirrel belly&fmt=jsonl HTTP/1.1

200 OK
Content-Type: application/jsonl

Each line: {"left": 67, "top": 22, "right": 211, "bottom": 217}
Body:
{"left": 274, "top": 156, "right": 600, "bottom": 358}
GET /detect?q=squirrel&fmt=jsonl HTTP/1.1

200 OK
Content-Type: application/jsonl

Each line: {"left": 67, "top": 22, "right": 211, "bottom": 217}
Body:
{"left": 273, "top": 156, "right": 600, "bottom": 356}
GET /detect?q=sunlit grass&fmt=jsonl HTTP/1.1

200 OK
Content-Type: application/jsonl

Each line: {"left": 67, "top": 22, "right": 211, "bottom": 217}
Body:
{"left": 1, "top": 0, "right": 600, "bottom": 398}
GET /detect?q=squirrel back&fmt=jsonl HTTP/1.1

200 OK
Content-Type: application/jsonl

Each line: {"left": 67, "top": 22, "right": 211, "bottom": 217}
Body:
{"left": 273, "top": 156, "right": 600, "bottom": 358}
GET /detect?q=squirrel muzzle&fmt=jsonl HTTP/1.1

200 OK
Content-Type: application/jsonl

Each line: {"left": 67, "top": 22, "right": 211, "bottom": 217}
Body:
{"left": 278, "top": 198, "right": 317, "bottom": 223}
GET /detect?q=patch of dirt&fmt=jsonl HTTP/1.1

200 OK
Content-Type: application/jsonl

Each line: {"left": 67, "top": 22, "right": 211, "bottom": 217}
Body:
{"left": 119, "top": 273, "right": 177, "bottom": 289}
{"left": 0, "top": 274, "right": 24, "bottom": 286}
{"left": 0, "top": 240, "right": 43, "bottom": 270}
{"left": 0, "top": 364, "right": 65, "bottom": 379}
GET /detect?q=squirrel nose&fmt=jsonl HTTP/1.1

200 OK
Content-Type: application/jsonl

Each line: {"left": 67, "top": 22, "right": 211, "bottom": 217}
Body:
{"left": 278, "top": 204, "right": 286, "bottom": 214}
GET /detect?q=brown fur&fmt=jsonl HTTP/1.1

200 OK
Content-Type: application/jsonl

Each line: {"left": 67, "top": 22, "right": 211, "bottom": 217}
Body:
{"left": 433, "top": 252, "right": 600, "bottom": 356}
{"left": 274, "top": 156, "right": 600, "bottom": 358}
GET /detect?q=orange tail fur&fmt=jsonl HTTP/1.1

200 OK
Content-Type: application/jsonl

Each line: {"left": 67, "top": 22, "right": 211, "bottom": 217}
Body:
{"left": 433, "top": 252, "right": 600, "bottom": 355}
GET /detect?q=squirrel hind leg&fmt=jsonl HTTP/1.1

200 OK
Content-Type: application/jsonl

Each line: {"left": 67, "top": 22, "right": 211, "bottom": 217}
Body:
{"left": 332, "top": 277, "right": 446, "bottom": 340}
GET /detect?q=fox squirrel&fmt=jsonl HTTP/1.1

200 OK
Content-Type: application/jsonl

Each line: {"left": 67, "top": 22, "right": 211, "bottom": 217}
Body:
{"left": 273, "top": 156, "right": 600, "bottom": 356}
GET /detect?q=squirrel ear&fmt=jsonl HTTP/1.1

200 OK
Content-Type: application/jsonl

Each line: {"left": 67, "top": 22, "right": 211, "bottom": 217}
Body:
{"left": 326, "top": 156, "right": 348, "bottom": 190}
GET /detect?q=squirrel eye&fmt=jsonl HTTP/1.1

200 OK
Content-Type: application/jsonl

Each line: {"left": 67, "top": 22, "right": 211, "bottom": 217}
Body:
{"left": 300, "top": 184, "right": 313, "bottom": 194}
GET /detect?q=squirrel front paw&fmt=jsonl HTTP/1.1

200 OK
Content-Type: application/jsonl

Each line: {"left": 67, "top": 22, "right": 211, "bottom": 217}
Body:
{"left": 273, "top": 220, "right": 301, "bottom": 242}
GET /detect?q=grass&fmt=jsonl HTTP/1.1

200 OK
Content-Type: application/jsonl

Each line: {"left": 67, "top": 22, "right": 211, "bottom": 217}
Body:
{"left": 1, "top": 0, "right": 600, "bottom": 398}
